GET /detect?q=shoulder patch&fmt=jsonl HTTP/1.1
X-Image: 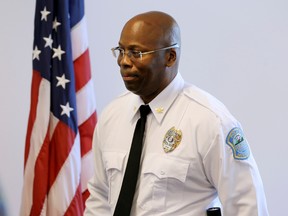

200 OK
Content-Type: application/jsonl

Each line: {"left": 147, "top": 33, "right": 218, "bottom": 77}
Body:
{"left": 226, "top": 127, "right": 250, "bottom": 160}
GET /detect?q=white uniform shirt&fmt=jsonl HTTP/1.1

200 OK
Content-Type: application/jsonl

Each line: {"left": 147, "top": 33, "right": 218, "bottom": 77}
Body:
{"left": 85, "top": 73, "right": 269, "bottom": 216}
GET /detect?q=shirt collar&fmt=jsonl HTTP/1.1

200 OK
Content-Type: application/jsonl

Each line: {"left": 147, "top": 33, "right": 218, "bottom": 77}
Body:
{"left": 128, "top": 73, "right": 185, "bottom": 124}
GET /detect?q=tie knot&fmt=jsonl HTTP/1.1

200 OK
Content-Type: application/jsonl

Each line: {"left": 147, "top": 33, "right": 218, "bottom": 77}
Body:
{"left": 139, "top": 105, "right": 151, "bottom": 118}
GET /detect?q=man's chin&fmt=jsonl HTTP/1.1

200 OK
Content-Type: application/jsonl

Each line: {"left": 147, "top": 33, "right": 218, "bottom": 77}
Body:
{"left": 124, "top": 82, "right": 136, "bottom": 92}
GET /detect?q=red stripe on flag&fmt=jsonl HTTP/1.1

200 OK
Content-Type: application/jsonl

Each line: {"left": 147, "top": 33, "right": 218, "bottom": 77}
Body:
{"left": 64, "top": 184, "right": 83, "bottom": 216}
{"left": 30, "top": 129, "right": 50, "bottom": 215}
{"left": 79, "top": 112, "right": 97, "bottom": 156}
{"left": 48, "top": 121, "right": 76, "bottom": 188}
{"left": 74, "top": 49, "right": 91, "bottom": 91}
{"left": 82, "top": 189, "right": 90, "bottom": 208}
{"left": 24, "top": 70, "right": 42, "bottom": 168}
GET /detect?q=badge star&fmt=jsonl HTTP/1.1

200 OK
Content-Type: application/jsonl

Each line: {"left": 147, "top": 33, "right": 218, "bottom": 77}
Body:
{"left": 60, "top": 102, "right": 74, "bottom": 117}
{"left": 43, "top": 34, "right": 53, "bottom": 48}
{"left": 53, "top": 17, "right": 61, "bottom": 31}
{"left": 40, "top": 7, "right": 51, "bottom": 21}
{"left": 32, "top": 46, "right": 41, "bottom": 60}
{"left": 56, "top": 74, "right": 70, "bottom": 89}
{"left": 52, "top": 45, "right": 65, "bottom": 60}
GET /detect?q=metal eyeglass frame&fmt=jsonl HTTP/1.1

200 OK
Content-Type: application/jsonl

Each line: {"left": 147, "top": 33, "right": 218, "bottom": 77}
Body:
{"left": 111, "top": 43, "right": 179, "bottom": 61}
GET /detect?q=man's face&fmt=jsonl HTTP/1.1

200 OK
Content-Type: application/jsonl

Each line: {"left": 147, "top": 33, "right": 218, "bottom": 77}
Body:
{"left": 117, "top": 20, "right": 170, "bottom": 103}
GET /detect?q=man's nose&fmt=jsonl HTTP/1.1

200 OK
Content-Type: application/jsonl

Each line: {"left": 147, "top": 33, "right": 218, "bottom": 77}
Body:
{"left": 118, "top": 52, "right": 133, "bottom": 66}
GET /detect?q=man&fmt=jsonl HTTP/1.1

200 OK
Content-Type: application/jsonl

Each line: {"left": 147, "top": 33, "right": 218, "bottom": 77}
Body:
{"left": 85, "top": 11, "right": 269, "bottom": 215}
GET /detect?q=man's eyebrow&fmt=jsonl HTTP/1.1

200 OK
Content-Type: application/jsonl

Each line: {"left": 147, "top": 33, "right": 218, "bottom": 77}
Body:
{"left": 118, "top": 43, "right": 145, "bottom": 50}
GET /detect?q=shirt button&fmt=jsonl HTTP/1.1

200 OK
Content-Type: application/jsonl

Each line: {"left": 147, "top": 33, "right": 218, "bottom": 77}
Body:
{"left": 160, "top": 171, "right": 165, "bottom": 175}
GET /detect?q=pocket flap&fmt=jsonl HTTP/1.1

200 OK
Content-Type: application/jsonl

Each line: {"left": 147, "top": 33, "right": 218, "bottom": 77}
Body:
{"left": 143, "top": 153, "right": 190, "bottom": 182}
{"left": 102, "top": 151, "right": 126, "bottom": 172}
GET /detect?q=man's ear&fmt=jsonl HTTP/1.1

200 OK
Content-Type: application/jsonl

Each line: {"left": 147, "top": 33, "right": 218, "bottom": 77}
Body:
{"left": 166, "top": 49, "right": 177, "bottom": 67}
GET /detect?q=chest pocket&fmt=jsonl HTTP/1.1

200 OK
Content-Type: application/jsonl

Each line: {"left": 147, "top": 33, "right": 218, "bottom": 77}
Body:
{"left": 139, "top": 153, "right": 190, "bottom": 212}
{"left": 102, "top": 151, "right": 126, "bottom": 205}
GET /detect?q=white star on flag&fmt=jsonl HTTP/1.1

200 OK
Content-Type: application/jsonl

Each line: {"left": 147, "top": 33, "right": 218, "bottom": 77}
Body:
{"left": 40, "top": 7, "right": 51, "bottom": 21}
{"left": 32, "top": 46, "right": 41, "bottom": 60}
{"left": 60, "top": 102, "right": 74, "bottom": 117}
{"left": 53, "top": 17, "right": 61, "bottom": 31}
{"left": 43, "top": 34, "right": 53, "bottom": 48}
{"left": 52, "top": 45, "right": 65, "bottom": 60}
{"left": 56, "top": 74, "right": 70, "bottom": 89}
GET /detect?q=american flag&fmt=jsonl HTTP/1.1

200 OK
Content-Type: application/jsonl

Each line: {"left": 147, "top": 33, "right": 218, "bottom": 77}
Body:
{"left": 20, "top": 0, "right": 97, "bottom": 215}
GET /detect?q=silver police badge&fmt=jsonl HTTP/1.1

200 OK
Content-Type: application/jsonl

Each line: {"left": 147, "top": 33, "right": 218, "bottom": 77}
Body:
{"left": 226, "top": 127, "right": 250, "bottom": 160}
{"left": 163, "top": 127, "right": 182, "bottom": 153}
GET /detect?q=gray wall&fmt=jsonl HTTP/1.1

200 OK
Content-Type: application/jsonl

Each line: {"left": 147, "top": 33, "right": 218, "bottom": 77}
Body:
{"left": 1, "top": 0, "right": 287, "bottom": 215}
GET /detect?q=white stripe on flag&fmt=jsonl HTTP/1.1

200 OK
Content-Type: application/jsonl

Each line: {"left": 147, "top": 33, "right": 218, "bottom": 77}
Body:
{"left": 81, "top": 150, "right": 94, "bottom": 192}
{"left": 76, "top": 79, "right": 97, "bottom": 125}
{"left": 20, "top": 78, "right": 51, "bottom": 216}
{"left": 71, "top": 16, "right": 89, "bottom": 60}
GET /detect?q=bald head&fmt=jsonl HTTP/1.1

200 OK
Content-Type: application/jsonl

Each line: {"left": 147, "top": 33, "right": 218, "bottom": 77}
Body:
{"left": 121, "top": 11, "right": 181, "bottom": 48}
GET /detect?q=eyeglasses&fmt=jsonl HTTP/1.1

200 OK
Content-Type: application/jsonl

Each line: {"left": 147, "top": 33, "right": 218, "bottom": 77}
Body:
{"left": 111, "top": 43, "right": 179, "bottom": 61}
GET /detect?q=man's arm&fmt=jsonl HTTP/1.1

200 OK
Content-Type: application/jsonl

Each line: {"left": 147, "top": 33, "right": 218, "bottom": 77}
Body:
{"left": 203, "top": 122, "right": 269, "bottom": 216}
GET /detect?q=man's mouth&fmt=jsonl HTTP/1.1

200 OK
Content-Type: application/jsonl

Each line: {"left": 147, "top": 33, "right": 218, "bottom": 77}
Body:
{"left": 122, "top": 73, "right": 139, "bottom": 81}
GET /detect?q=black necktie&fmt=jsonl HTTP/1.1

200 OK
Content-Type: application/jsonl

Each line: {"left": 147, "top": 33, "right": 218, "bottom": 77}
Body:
{"left": 113, "top": 105, "right": 151, "bottom": 216}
